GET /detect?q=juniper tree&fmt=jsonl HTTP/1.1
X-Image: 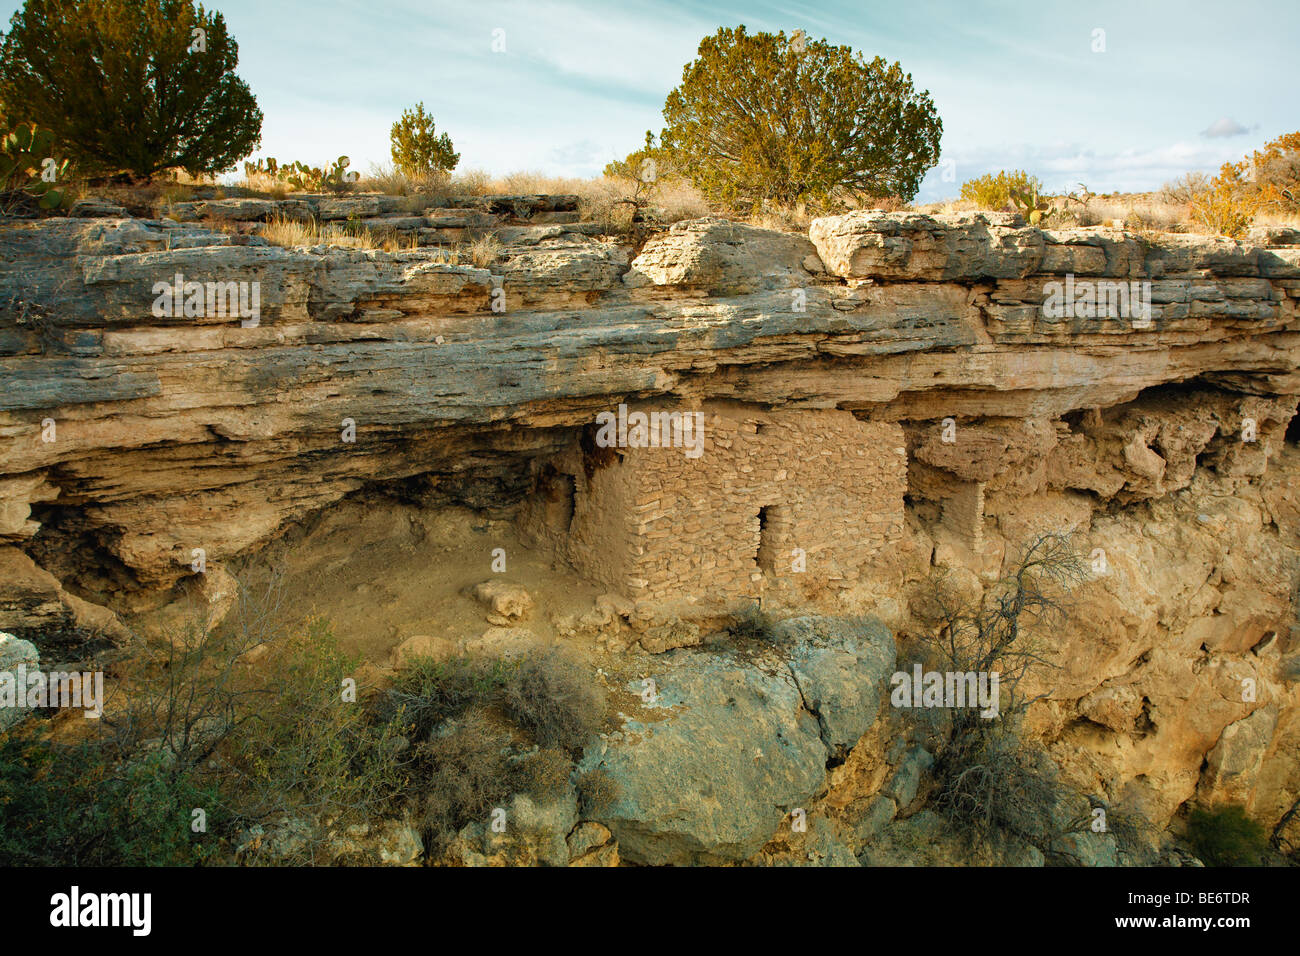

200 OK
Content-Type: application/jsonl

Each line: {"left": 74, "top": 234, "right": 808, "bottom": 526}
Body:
{"left": 661, "top": 26, "right": 942, "bottom": 207}
{"left": 390, "top": 102, "right": 459, "bottom": 176}
{"left": 0, "top": 0, "right": 262, "bottom": 179}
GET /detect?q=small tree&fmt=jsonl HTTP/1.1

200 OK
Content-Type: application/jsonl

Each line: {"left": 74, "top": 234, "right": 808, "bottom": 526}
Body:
{"left": 390, "top": 102, "right": 459, "bottom": 176}
{"left": 661, "top": 26, "right": 942, "bottom": 207}
{"left": 601, "top": 130, "right": 680, "bottom": 228}
{"left": 913, "top": 532, "right": 1089, "bottom": 848}
{"left": 0, "top": 0, "right": 263, "bottom": 179}
{"left": 604, "top": 130, "right": 678, "bottom": 185}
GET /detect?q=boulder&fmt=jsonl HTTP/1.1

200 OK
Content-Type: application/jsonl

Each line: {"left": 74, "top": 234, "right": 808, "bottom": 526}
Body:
{"left": 198, "top": 199, "right": 277, "bottom": 222}
{"left": 775, "top": 616, "right": 896, "bottom": 757}
{"left": 326, "top": 820, "right": 423, "bottom": 866}
{"left": 623, "top": 217, "right": 819, "bottom": 291}
{"left": 0, "top": 630, "right": 40, "bottom": 730}
{"left": 579, "top": 649, "right": 827, "bottom": 865}
{"left": 449, "top": 787, "right": 579, "bottom": 867}
{"left": 69, "top": 198, "right": 129, "bottom": 218}
{"left": 464, "top": 627, "right": 540, "bottom": 659}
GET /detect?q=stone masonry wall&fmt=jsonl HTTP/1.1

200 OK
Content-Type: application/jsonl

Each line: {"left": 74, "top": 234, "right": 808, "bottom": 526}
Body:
{"left": 562, "top": 403, "right": 906, "bottom": 611}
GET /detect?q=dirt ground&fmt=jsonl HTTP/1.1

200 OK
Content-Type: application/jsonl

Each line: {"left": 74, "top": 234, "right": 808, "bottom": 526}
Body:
{"left": 228, "top": 496, "right": 610, "bottom": 664}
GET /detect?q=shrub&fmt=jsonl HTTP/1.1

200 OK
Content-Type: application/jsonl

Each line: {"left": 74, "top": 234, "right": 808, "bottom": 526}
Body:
{"left": 661, "top": 26, "right": 942, "bottom": 206}
{"left": 1159, "top": 172, "right": 1211, "bottom": 205}
{"left": 363, "top": 162, "right": 450, "bottom": 198}
{"left": 0, "top": 725, "right": 225, "bottom": 866}
{"left": 0, "top": 0, "right": 263, "bottom": 179}
{"left": 500, "top": 649, "right": 605, "bottom": 755}
{"left": 390, "top": 102, "right": 459, "bottom": 176}
{"left": 382, "top": 649, "right": 605, "bottom": 846}
{"left": 466, "top": 232, "right": 503, "bottom": 269}
{"left": 916, "top": 532, "right": 1090, "bottom": 848}
{"left": 576, "top": 765, "right": 621, "bottom": 816}
{"left": 1190, "top": 132, "right": 1300, "bottom": 237}
{"left": 1186, "top": 804, "right": 1268, "bottom": 866}
{"left": 222, "top": 619, "right": 405, "bottom": 853}
{"left": 1190, "top": 169, "right": 1261, "bottom": 238}
{"left": 378, "top": 654, "right": 514, "bottom": 741}
{"left": 0, "top": 606, "right": 404, "bottom": 866}
{"left": 959, "top": 169, "right": 1043, "bottom": 211}
{"left": 512, "top": 747, "right": 574, "bottom": 801}
{"left": 1245, "top": 131, "right": 1300, "bottom": 212}
{"left": 407, "top": 711, "right": 514, "bottom": 846}
{"left": 604, "top": 130, "right": 680, "bottom": 185}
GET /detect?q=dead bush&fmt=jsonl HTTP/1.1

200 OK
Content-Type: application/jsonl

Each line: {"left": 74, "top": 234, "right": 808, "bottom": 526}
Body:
{"left": 576, "top": 765, "right": 621, "bottom": 816}
{"left": 408, "top": 711, "right": 514, "bottom": 846}
{"left": 376, "top": 654, "right": 513, "bottom": 741}
{"left": 500, "top": 649, "right": 605, "bottom": 755}
{"left": 915, "top": 532, "right": 1091, "bottom": 850}
{"left": 512, "top": 747, "right": 574, "bottom": 801}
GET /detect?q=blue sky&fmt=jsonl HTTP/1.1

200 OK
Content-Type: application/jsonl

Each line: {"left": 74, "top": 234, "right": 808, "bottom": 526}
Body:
{"left": 3, "top": 0, "right": 1296, "bottom": 200}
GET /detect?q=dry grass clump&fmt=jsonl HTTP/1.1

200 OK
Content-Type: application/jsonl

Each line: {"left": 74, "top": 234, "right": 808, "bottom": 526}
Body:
{"left": 576, "top": 765, "right": 621, "bottom": 815}
{"left": 450, "top": 168, "right": 492, "bottom": 195}
{"left": 1253, "top": 209, "right": 1300, "bottom": 229}
{"left": 261, "top": 214, "right": 380, "bottom": 250}
{"left": 363, "top": 162, "right": 449, "bottom": 198}
{"left": 912, "top": 198, "right": 979, "bottom": 217}
{"left": 237, "top": 170, "right": 289, "bottom": 199}
{"left": 489, "top": 169, "right": 710, "bottom": 229}
{"left": 512, "top": 747, "right": 575, "bottom": 801}
{"left": 1060, "top": 195, "right": 1189, "bottom": 232}
{"left": 465, "top": 232, "right": 503, "bottom": 268}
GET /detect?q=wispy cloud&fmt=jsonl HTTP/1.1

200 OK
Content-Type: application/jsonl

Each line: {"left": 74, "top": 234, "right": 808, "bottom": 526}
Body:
{"left": 1201, "top": 117, "right": 1251, "bottom": 138}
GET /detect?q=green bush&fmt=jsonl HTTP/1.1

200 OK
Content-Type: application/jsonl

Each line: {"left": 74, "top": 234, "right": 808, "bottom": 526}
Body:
{"left": 661, "top": 26, "right": 942, "bottom": 206}
{"left": 390, "top": 102, "right": 459, "bottom": 176}
{"left": 1186, "top": 805, "right": 1268, "bottom": 866}
{"left": 377, "top": 654, "right": 514, "bottom": 740}
{"left": 0, "top": 615, "right": 401, "bottom": 866}
{"left": 0, "top": 726, "right": 225, "bottom": 866}
{"left": 960, "top": 169, "right": 1043, "bottom": 210}
{"left": 222, "top": 619, "right": 405, "bottom": 847}
{"left": 1, "top": 614, "right": 610, "bottom": 864}
{"left": 0, "top": 0, "right": 262, "bottom": 179}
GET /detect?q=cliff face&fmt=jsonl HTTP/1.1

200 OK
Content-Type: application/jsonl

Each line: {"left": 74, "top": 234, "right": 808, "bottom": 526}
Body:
{"left": 2, "top": 206, "right": 1299, "bottom": 842}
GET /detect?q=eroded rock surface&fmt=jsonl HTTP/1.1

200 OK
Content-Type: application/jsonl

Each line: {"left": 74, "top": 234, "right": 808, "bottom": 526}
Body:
{"left": 3, "top": 207, "right": 1299, "bottom": 855}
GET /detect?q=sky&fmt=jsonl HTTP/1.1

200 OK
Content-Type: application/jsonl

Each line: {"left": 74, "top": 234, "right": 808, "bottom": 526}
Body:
{"left": 2, "top": 0, "right": 1296, "bottom": 201}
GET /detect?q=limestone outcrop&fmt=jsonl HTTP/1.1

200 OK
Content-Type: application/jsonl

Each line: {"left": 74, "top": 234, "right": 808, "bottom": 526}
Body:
{"left": 2, "top": 204, "right": 1298, "bottom": 849}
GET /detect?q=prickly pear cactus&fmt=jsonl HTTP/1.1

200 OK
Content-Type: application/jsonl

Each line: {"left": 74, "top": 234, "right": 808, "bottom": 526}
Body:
{"left": 1009, "top": 186, "right": 1053, "bottom": 227}
{"left": 0, "top": 123, "right": 71, "bottom": 212}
